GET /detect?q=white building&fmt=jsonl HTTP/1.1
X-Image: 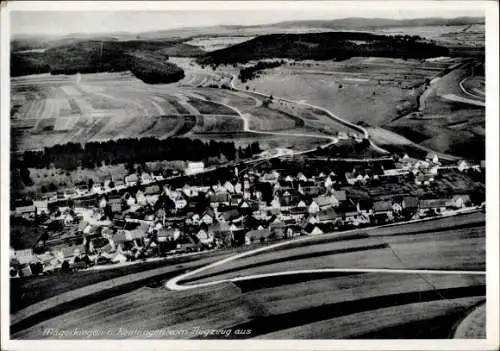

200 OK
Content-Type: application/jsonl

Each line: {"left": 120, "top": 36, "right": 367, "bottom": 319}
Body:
{"left": 185, "top": 162, "right": 205, "bottom": 175}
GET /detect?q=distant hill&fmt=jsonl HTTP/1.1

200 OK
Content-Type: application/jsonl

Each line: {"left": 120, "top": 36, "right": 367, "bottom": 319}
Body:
{"left": 197, "top": 31, "right": 449, "bottom": 65}
{"left": 11, "top": 40, "right": 192, "bottom": 84}
{"left": 272, "top": 16, "right": 484, "bottom": 30}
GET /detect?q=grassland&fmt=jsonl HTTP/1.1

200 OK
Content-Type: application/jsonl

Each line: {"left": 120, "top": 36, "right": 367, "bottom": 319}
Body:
{"left": 238, "top": 57, "right": 448, "bottom": 126}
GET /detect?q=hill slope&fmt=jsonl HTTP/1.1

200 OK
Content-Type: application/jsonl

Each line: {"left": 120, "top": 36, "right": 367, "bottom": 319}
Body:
{"left": 198, "top": 32, "right": 449, "bottom": 65}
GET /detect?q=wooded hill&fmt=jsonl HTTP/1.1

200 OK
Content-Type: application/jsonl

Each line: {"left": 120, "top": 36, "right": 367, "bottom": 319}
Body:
{"left": 10, "top": 40, "right": 203, "bottom": 83}
{"left": 197, "top": 31, "right": 450, "bottom": 65}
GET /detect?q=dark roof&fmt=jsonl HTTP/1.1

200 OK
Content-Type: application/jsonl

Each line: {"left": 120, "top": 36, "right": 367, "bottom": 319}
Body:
{"left": 357, "top": 199, "right": 373, "bottom": 211}
{"left": 221, "top": 209, "right": 241, "bottom": 221}
{"left": 419, "top": 199, "right": 449, "bottom": 209}
{"left": 403, "top": 197, "right": 419, "bottom": 208}
{"left": 144, "top": 185, "right": 161, "bottom": 195}
{"left": 318, "top": 208, "right": 340, "bottom": 222}
{"left": 332, "top": 190, "right": 347, "bottom": 201}
{"left": 373, "top": 201, "right": 393, "bottom": 212}
{"left": 209, "top": 193, "right": 229, "bottom": 203}
{"left": 245, "top": 229, "right": 271, "bottom": 240}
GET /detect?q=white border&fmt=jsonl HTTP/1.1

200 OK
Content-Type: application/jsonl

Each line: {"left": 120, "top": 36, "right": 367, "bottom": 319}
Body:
{"left": 1, "top": 1, "right": 499, "bottom": 350}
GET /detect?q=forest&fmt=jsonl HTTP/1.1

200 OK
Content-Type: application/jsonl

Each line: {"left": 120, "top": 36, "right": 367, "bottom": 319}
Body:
{"left": 11, "top": 40, "right": 190, "bottom": 84}
{"left": 198, "top": 32, "right": 450, "bottom": 65}
{"left": 18, "top": 137, "right": 262, "bottom": 170}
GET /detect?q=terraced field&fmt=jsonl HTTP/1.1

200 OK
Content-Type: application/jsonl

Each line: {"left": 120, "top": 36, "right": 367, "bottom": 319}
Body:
{"left": 12, "top": 213, "right": 485, "bottom": 339}
{"left": 11, "top": 71, "right": 344, "bottom": 153}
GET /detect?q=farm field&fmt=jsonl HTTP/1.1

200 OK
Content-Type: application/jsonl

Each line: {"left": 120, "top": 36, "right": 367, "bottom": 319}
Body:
{"left": 11, "top": 70, "right": 344, "bottom": 155}
{"left": 237, "top": 57, "right": 453, "bottom": 127}
{"left": 374, "top": 24, "right": 485, "bottom": 48}
{"left": 12, "top": 213, "right": 485, "bottom": 339}
{"left": 387, "top": 59, "right": 485, "bottom": 160}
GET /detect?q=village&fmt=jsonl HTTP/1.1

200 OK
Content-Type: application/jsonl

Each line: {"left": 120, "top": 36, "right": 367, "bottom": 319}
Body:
{"left": 10, "top": 151, "right": 485, "bottom": 278}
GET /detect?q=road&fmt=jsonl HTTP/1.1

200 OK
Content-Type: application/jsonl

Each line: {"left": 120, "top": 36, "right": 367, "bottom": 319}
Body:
{"left": 229, "top": 75, "right": 390, "bottom": 155}
{"left": 166, "top": 212, "right": 485, "bottom": 291}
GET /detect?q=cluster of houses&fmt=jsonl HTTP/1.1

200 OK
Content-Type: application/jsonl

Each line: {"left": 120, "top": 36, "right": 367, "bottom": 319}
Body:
{"left": 11, "top": 153, "right": 481, "bottom": 277}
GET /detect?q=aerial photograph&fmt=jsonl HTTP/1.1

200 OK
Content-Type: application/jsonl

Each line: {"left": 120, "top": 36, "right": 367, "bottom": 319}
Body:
{"left": 4, "top": 1, "right": 493, "bottom": 345}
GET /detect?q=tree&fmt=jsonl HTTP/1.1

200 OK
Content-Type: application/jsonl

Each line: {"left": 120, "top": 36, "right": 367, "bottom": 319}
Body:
{"left": 20, "top": 166, "right": 34, "bottom": 186}
{"left": 87, "top": 178, "right": 94, "bottom": 191}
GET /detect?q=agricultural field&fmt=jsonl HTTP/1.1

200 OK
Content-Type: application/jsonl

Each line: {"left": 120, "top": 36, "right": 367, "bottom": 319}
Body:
{"left": 237, "top": 57, "right": 452, "bottom": 126}
{"left": 12, "top": 213, "right": 485, "bottom": 339}
{"left": 374, "top": 24, "right": 485, "bottom": 49}
{"left": 387, "top": 59, "right": 485, "bottom": 160}
{"left": 186, "top": 36, "right": 255, "bottom": 52}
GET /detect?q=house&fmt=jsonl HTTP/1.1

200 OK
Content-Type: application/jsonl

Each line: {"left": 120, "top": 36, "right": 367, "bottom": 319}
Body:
{"left": 99, "top": 197, "right": 107, "bottom": 209}
{"left": 303, "top": 223, "right": 324, "bottom": 235}
{"left": 425, "top": 152, "right": 440, "bottom": 164}
{"left": 428, "top": 165, "right": 439, "bottom": 175}
{"left": 372, "top": 201, "right": 394, "bottom": 220}
{"left": 457, "top": 160, "right": 470, "bottom": 172}
{"left": 402, "top": 197, "right": 419, "bottom": 210}
{"left": 76, "top": 184, "right": 90, "bottom": 195}
{"left": 324, "top": 176, "right": 334, "bottom": 188}
{"left": 15, "top": 203, "right": 36, "bottom": 217}
{"left": 345, "top": 172, "right": 364, "bottom": 185}
{"left": 297, "top": 172, "right": 308, "bottom": 183}
{"left": 109, "top": 198, "right": 123, "bottom": 213}
{"left": 451, "top": 195, "right": 471, "bottom": 209}
{"left": 63, "top": 211, "right": 75, "bottom": 225}
{"left": 260, "top": 171, "right": 279, "bottom": 184}
{"left": 318, "top": 208, "right": 341, "bottom": 223}
{"left": 144, "top": 185, "right": 161, "bottom": 197}
{"left": 356, "top": 199, "right": 373, "bottom": 215}
{"left": 297, "top": 200, "right": 307, "bottom": 208}
{"left": 115, "top": 179, "right": 125, "bottom": 188}
{"left": 196, "top": 227, "right": 215, "bottom": 246}
{"left": 223, "top": 181, "right": 235, "bottom": 193}
{"left": 269, "top": 222, "right": 285, "bottom": 240}
{"left": 209, "top": 193, "right": 230, "bottom": 208}
{"left": 234, "top": 182, "right": 243, "bottom": 194}
{"left": 92, "top": 183, "right": 103, "bottom": 193}
{"left": 125, "top": 174, "right": 138, "bottom": 187}
{"left": 245, "top": 229, "right": 271, "bottom": 245}
{"left": 13, "top": 248, "right": 35, "bottom": 265}
{"left": 219, "top": 209, "right": 242, "bottom": 223}
{"left": 415, "top": 174, "right": 434, "bottom": 185}
{"left": 185, "top": 161, "right": 205, "bottom": 175}
{"left": 201, "top": 209, "right": 215, "bottom": 225}
{"left": 270, "top": 196, "right": 281, "bottom": 209}
{"left": 418, "top": 199, "right": 451, "bottom": 216}
{"left": 124, "top": 194, "right": 136, "bottom": 207}
{"left": 308, "top": 200, "right": 320, "bottom": 214}
{"left": 33, "top": 199, "right": 49, "bottom": 215}
{"left": 313, "top": 195, "right": 339, "bottom": 209}
{"left": 135, "top": 190, "right": 147, "bottom": 206}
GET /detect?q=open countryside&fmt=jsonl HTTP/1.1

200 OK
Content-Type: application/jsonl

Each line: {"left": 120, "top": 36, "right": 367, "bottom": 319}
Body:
{"left": 8, "top": 10, "right": 488, "bottom": 342}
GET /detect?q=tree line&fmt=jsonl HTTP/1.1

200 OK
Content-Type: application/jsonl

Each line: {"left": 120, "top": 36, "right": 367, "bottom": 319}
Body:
{"left": 238, "top": 60, "right": 285, "bottom": 83}
{"left": 19, "top": 137, "right": 262, "bottom": 170}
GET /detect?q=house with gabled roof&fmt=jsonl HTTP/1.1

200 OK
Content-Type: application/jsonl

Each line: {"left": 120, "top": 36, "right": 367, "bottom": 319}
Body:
{"left": 303, "top": 223, "right": 324, "bottom": 236}
{"left": 245, "top": 229, "right": 272, "bottom": 244}
{"left": 125, "top": 174, "right": 138, "bottom": 187}
{"left": 318, "top": 208, "right": 341, "bottom": 223}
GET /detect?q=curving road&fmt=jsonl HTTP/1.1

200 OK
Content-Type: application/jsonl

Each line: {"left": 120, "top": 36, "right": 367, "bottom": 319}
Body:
{"left": 165, "top": 214, "right": 485, "bottom": 291}
{"left": 228, "top": 74, "right": 390, "bottom": 155}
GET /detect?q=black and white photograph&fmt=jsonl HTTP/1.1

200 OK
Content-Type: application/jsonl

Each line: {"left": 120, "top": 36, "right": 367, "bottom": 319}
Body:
{"left": 1, "top": 1, "right": 498, "bottom": 350}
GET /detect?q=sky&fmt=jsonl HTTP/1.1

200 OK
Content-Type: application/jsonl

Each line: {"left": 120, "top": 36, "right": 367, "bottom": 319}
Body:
{"left": 10, "top": 3, "right": 485, "bottom": 37}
